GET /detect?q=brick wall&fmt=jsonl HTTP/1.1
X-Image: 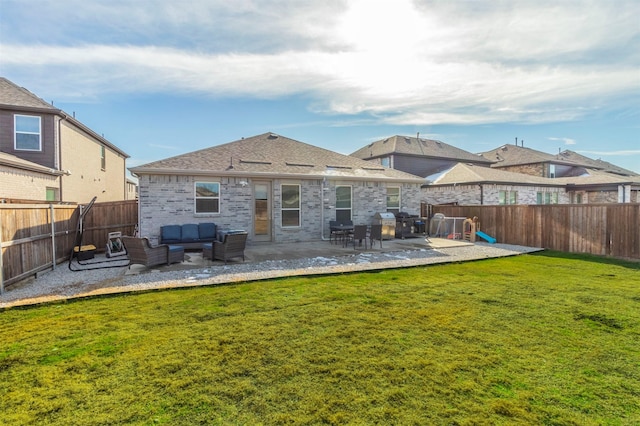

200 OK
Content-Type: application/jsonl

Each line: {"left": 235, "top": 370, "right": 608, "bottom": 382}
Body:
{"left": 138, "top": 174, "right": 422, "bottom": 243}
{"left": 422, "top": 184, "right": 571, "bottom": 205}
{"left": 0, "top": 165, "right": 59, "bottom": 200}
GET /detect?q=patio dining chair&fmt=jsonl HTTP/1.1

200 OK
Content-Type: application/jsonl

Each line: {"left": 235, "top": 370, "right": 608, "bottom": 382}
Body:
{"left": 369, "top": 224, "right": 383, "bottom": 249}
{"left": 348, "top": 224, "right": 369, "bottom": 250}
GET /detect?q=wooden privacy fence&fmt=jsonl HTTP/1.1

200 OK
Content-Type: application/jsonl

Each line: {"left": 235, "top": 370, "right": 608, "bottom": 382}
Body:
{"left": 0, "top": 200, "right": 137, "bottom": 290}
{"left": 430, "top": 204, "right": 640, "bottom": 260}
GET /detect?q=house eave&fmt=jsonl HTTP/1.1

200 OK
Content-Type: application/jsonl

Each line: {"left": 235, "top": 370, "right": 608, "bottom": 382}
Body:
{"left": 423, "top": 180, "right": 568, "bottom": 188}
{"left": 129, "top": 168, "right": 424, "bottom": 184}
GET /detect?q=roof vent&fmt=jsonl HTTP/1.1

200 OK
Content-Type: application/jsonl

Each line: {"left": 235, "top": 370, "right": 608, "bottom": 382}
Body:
{"left": 268, "top": 133, "right": 278, "bottom": 139}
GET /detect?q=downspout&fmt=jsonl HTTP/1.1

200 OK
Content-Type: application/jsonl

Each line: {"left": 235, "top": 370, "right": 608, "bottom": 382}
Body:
{"left": 57, "top": 116, "right": 64, "bottom": 201}
{"left": 479, "top": 184, "right": 484, "bottom": 205}
{"left": 320, "top": 178, "right": 329, "bottom": 240}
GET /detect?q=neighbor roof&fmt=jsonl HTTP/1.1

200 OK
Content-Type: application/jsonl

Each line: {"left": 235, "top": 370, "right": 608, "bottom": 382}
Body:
{"left": 558, "top": 150, "right": 638, "bottom": 177}
{"left": 130, "top": 133, "right": 425, "bottom": 183}
{"left": 426, "top": 163, "right": 640, "bottom": 188}
{"left": 479, "top": 144, "right": 581, "bottom": 168}
{"left": 426, "top": 163, "right": 561, "bottom": 187}
{"left": 0, "top": 77, "right": 57, "bottom": 111}
{"left": 0, "top": 151, "right": 64, "bottom": 175}
{"left": 0, "top": 77, "right": 129, "bottom": 158}
{"left": 351, "top": 135, "right": 491, "bottom": 164}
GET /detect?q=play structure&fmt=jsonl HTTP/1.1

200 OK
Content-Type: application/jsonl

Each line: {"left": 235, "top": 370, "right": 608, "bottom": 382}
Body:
{"left": 462, "top": 216, "right": 496, "bottom": 244}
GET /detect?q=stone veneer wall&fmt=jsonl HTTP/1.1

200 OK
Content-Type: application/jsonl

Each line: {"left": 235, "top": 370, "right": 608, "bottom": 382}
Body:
{"left": 423, "top": 184, "right": 570, "bottom": 205}
{"left": 497, "top": 163, "right": 546, "bottom": 177}
{"left": 138, "top": 174, "right": 422, "bottom": 244}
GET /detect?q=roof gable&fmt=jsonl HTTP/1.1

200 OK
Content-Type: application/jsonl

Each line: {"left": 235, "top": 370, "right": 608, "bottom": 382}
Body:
{"left": 351, "top": 135, "right": 491, "bottom": 164}
{"left": 428, "top": 163, "right": 556, "bottom": 186}
{"left": 130, "top": 133, "right": 424, "bottom": 182}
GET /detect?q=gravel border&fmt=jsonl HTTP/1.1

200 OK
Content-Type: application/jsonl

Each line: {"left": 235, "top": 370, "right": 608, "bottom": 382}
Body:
{"left": 1, "top": 243, "right": 542, "bottom": 308}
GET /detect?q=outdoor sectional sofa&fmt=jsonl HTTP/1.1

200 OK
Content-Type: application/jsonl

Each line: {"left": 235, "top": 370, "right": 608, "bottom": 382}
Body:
{"left": 160, "top": 223, "right": 218, "bottom": 249}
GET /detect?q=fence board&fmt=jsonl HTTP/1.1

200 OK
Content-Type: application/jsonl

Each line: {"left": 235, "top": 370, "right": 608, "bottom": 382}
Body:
{"left": 432, "top": 204, "right": 640, "bottom": 260}
{"left": 1, "top": 200, "right": 137, "bottom": 289}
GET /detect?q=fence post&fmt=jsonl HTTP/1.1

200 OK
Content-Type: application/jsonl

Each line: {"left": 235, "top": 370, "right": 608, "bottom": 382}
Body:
{"left": 50, "top": 203, "right": 56, "bottom": 271}
{"left": 0, "top": 215, "right": 4, "bottom": 295}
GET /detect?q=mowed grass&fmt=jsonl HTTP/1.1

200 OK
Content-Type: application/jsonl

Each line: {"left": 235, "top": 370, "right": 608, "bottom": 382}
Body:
{"left": 1, "top": 252, "right": 639, "bottom": 425}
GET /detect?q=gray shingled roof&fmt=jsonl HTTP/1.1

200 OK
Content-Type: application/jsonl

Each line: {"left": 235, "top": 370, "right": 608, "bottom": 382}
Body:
{"left": 351, "top": 135, "right": 491, "bottom": 164}
{"left": 479, "top": 144, "right": 584, "bottom": 167}
{"left": 130, "top": 133, "right": 425, "bottom": 183}
{"left": 0, "top": 77, "right": 57, "bottom": 110}
{"left": 558, "top": 150, "right": 639, "bottom": 176}
{"left": 426, "top": 163, "right": 640, "bottom": 187}
{"left": 427, "top": 163, "right": 559, "bottom": 186}
{"left": 0, "top": 151, "right": 64, "bottom": 175}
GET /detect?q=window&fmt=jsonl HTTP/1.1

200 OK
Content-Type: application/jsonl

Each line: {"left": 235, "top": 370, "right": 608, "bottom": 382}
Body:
{"left": 46, "top": 187, "right": 59, "bottom": 201}
{"left": 549, "top": 164, "right": 556, "bottom": 178}
{"left": 335, "top": 185, "right": 352, "bottom": 223}
{"left": 387, "top": 187, "right": 400, "bottom": 212}
{"left": 101, "top": 146, "right": 106, "bottom": 170}
{"left": 380, "top": 156, "right": 390, "bottom": 168}
{"left": 195, "top": 182, "right": 220, "bottom": 214}
{"left": 15, "top": 115, "right": 41, "bottom": 151}
{"left": 281, "top": 184, "right": 300, "bottom": 227}
{"left": 537, "top": 191, "right": 559, "bottom": 205}
{"left": 499, "top": 190, "right": 518, "bottom": 205}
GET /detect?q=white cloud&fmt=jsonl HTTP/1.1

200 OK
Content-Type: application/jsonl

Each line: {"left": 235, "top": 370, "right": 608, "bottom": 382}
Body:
{"left": 2, "top": 0, "right": 639, "bottom": 126}
{"left": 579, "top": 150, "right": 640, "bottom": 156}
{"left": 548, "top": 137, "right": 577, "bottom": 145}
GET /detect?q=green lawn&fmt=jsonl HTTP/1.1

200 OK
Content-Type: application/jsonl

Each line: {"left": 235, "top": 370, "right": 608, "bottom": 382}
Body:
{"left": 1, "top": 251, "right": 639, "bottom": 425}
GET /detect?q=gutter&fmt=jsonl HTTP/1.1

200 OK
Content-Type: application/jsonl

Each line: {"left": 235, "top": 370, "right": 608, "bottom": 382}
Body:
{"left": 128, "top": 168, "right": 425, "bottom": 185}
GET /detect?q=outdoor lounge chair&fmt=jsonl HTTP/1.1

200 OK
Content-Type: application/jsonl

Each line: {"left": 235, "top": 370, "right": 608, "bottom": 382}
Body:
{"left": 211, "top": 232, "right": 248, "bottom": 264}
{"left": 121, "top": 236, "right": 184, "bottom": 268}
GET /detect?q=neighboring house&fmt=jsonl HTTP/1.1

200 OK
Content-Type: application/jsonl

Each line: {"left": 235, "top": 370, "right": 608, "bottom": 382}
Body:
{"left": 423, "top": 163, "right": 570, "bottom": 205}
{"left": 478, "top": 143, "right": 587, "bottom": 178}
{"left": 423, "top": 163, "right": 640, "bottom": 205}
{"left": 0, "top": 77, "right": 130, "bottom": 203}
{"left": 555, "top": 169, "right": 640, "bottom": 204}
{"left": 129, "top": 133, "right": 425, "bottom": 244}
{"left": 126, "top": 178, "right": 138, "bottom": 200}
{"left": 0, "top": 151, "right": 65, "bottom": 202}
{"left": 351, "top": 135, "right": 492, "bottom": 177}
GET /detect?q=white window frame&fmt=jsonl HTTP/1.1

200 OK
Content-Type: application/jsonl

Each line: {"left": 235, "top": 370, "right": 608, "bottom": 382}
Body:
{"left": 335, "top": 185, "right": 352, "bottom": 222}
{"left": 499, "top": 190, "right": 518, "bottom": 205}
{"left": 386, "top": 186, "right": 400, "bottom": 212}
{"left": 14, "top": 114, "right": 42, "bottom": 151}
{"left": 101, "top": 146, "right": 106, "bottom": 170}
{"left": 281, "top": 184, "right": 301, "bottom": 228}
{"left": 195, "top": 181, "right": 220, "bottom": 214}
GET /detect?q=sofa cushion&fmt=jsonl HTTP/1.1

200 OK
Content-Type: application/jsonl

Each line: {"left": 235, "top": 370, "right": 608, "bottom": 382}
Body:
{"left": 161, "top": 225, "right": 181, "bottom": 243}
{"left": 198, "top": 223, "right": 216, "bottom": 240}
{"left": 181, "top": 224, "right": 199, "bottom": 242}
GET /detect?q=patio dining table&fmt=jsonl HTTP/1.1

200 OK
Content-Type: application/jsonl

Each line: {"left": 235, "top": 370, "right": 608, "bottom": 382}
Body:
{"left": 330, "top": 224, "right": 354, "bottom": 246}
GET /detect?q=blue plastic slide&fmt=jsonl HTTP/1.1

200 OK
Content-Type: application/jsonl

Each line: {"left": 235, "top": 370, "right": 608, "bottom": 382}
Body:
{"left": 475, "top": 231, "right": 496, "bottom": 244}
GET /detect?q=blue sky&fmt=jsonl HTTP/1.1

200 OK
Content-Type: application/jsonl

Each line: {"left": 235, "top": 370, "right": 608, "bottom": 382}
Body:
{"left": 2, "top": 0, "right": 639, "bottom": 174}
